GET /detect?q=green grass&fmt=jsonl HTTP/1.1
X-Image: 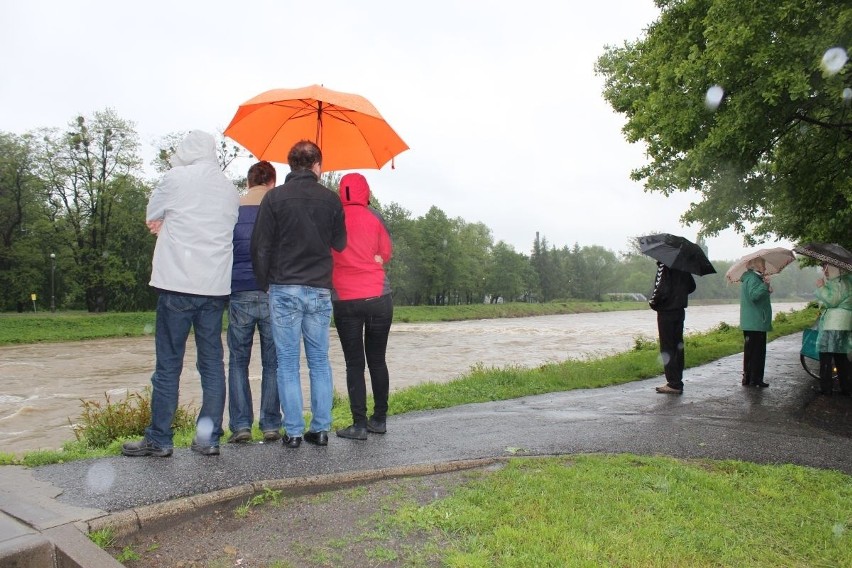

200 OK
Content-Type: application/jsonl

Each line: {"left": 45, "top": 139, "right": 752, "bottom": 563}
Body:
{"left": 0, "top": 301, "right": 646, "bottom": 345}
{"left": 0, "top": 311, "right": 158, "bottom": 344}
{"left": 386, "top": 454, "right": 852, "bottom": 567}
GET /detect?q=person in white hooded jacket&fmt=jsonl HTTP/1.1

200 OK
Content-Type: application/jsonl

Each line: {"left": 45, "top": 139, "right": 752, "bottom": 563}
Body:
{"left": 123, "top": 131, "right": 239, "bottom": 458}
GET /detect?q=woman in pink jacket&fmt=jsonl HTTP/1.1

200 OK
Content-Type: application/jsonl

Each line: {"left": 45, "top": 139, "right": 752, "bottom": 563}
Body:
{"left": 332, "top": 173, "right": 393, "bottom": 440}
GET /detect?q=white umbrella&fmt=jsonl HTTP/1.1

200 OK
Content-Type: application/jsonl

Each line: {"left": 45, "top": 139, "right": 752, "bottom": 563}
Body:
{"left": 725, "top": 247, "right": 796, "bottom": 283}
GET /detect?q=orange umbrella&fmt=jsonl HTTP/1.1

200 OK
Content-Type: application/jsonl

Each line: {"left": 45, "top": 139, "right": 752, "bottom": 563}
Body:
{"left": 224, "top": 85, "right": 409, "bottom": 172}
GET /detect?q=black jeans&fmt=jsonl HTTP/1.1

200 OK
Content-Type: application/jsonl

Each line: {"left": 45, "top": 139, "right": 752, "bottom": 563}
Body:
{"left": 742, "top": 331, "right": 767, "bottom": 385}
{"left": 657, "top": 309, "right": 685, "bottom": 389}
{"left": 819, "top": 352, "right": 850, "bottom": 394}
{"left": 333, "top": 294, "right": 393, "bottom": 427}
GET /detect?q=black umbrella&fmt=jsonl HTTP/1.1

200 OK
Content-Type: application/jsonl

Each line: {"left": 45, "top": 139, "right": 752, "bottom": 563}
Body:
{"left": 637, "top": 233, "right": 716, "bottom": 276}
{"left": 793, "top": 242, "right": 852, "bottom": 272}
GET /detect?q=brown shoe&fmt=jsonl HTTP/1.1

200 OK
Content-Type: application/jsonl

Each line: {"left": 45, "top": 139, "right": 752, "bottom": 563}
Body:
{"left": 262, "top": 430, "right": 282, "bottom": 442}
{"left": 655, "top": 384, "right": 683, "bottom": 395}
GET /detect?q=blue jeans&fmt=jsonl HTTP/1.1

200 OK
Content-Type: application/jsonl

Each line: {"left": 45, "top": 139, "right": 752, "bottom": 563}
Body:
{"left": 333, "top": 294, "right": 393, "bottom": 427}
{"left": 269, "top": 285, "right": 333, "bottom": 436}
{"left": 227, "top": 290, "right": 281, "bottom": 433}
{"left": 146, "top": 293, "right": 227, "bottom": 448}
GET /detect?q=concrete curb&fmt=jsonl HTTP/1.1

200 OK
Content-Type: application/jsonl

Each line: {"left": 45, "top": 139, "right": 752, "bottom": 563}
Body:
{"left": 84, "top": 457, "right": 502, "bottom": 539}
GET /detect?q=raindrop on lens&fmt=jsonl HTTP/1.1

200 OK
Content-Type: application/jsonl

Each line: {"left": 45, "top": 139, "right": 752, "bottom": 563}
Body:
{"left": 143, "top": 323, "right": 154, "bottom": 334}
{"left": 821, "top": 47, "right": 848, "bottom": 76}
{"left": 843, "top": 88, "right": 852, "bottom": 104}
{"left": 196, "top": 417, "right": 214, "bottom": 443}
{"left": 85, "top": 462, "right": 116, "bottom": 494}
{"left": 704, "top": 85, "right": 725, "bottom": 111}
{"left": 658, "top": 353, "right": 671, "bottom": 366}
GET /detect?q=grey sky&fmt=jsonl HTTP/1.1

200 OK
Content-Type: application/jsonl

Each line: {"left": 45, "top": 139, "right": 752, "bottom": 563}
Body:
{"left": 0, "top": 0, "right": 793, "bottom": 261}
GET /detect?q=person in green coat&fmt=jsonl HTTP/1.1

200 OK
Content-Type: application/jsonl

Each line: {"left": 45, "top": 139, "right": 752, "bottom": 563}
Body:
{"left": 813, "top": 263, "right": 852, "bottom": 396}
{"left": 740, "top": 258, "right": 773, "bottom": 387}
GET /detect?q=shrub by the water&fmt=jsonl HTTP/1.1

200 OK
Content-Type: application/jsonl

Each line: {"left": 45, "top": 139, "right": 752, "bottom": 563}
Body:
{"left": 70, "top": 388, "right": 196, "bottom": 448}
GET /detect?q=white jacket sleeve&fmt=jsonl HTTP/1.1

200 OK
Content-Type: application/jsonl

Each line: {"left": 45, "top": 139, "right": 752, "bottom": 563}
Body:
{"left": 146, "top": 172, "right": 177, "bottom": 222}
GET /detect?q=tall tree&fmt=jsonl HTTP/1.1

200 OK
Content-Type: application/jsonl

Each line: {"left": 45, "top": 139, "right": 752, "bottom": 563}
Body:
{"left": 416, "top": 207, "right": 459, "bottom": 305}
{"left": 596, "top": 0, "right": 851, "bottom": 247}
{"left": 487, "top": 241, "right": 531, "bottom": 303}
{"left": 38, "top": 110, "right": 144, "bottom": 312}
{"left": 455, "top": 220, "right": 493, "bottom": 303}
{"left": 0, "top": 132, "right": 55, "bottom": 310}
{"left": 379, "top": 202, "right": 419, "bottom": 305}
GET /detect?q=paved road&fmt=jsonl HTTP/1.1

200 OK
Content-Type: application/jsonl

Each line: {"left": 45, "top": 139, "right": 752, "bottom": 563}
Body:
{"left": 15, "top": 333, "right": 852, "bottom": 516}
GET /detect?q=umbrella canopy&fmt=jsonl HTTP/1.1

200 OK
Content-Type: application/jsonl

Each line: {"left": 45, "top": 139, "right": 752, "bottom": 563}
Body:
{"left": 793, "top": 242, "right": 852, "bottom": 272}
{"left": 637, "top": 233, "right": 716, "bottom": 276}
{"left": 224, "top": 85, "right": 409, "bottom": 172}
{"left": 725, "top": 247, "right": 795, "bottom": 283}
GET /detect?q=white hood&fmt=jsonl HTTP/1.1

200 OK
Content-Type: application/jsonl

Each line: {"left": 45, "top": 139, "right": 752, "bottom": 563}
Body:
{"left": 170, "top": 130, "right": 218, "bottom": 168}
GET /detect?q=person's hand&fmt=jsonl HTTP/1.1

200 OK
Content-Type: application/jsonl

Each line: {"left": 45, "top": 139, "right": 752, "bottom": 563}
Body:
{"left": 146, "top": 220, "right": 163, "bottom": 235}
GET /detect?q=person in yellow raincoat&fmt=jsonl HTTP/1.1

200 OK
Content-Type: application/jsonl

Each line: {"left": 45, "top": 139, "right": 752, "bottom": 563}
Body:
{"left": 813, "top": 263, "right": 852, "bottom": 396}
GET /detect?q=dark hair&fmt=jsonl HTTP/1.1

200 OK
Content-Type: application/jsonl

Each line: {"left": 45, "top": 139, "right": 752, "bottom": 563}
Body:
{"left": 287, "top": 140, "right": 322, "bottom": 172}
{"left": 247, "top": 161, "right": 276, "bottom": 187}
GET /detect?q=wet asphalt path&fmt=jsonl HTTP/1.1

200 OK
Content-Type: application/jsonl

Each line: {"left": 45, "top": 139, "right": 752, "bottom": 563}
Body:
{"left": 27, "top": 333, "right": 852, "bottom": 513}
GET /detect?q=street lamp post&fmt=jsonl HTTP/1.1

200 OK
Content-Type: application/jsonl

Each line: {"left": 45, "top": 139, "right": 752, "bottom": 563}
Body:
{"left": 50, "top": 253, "right": 56, "bottom": 313}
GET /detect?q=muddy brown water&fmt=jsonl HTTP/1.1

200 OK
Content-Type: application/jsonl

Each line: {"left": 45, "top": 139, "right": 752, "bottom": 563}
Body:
{"left": 0, "top": 303, "right": 806, "bottom": 455}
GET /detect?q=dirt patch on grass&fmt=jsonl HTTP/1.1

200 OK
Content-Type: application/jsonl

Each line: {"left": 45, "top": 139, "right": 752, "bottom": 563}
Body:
{"left": 110, "top": 467, "right": 496, "bottom": 567}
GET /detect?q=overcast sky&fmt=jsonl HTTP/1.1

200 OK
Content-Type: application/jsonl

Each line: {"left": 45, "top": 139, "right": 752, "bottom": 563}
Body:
{"left": 0, "top": 0, "right": 794, "bottom": 261}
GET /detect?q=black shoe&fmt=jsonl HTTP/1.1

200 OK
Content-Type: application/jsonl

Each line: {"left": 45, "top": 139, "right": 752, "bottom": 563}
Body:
{"left": 336, "top": 425, "right": 368, "bottom": 440}
{"left": 262, "top": 430, "right": 282, "bottom": 442}
{"left": 754, "top": 381, "right": 769, "bottom": 388}
{"left": 122, "top": 438, "right": 172, "bottom": 458}
{"left": 366, "top": 417, "right": 387, "bottom": 434}
{"left": 304, "top": 431, "right": 329, "bottom": 446}
{"left": 227, "top": 428, "right": 252, "bottom": 444}
{"left": 191, "top": 440, "right": 220, "bottom": 456}
{"left": 282, "top": 435, "right": 302, "bottom": 448}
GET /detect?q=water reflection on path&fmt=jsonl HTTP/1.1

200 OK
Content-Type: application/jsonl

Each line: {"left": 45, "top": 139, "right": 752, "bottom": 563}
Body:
{"left": 0, "top": 303, "right": 806, "bottom": 454}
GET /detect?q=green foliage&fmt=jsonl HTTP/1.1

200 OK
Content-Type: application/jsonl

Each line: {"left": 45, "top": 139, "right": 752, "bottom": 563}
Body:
{"left": 70, "top": 388, "right": 196, "bottom": 449}
{"left": 632, "top": 334, "right": 658, "bottom": 351}
{"left": 88, "top": 528, "right": 116, "bottom": 549}
{"left": 392, "top": 455, "right": 852, "bottom": 567}
{"left": 0, "top": 103, "right": 836, "bottom": 315}
{"left": 115, "top": 546, "right": 141, "bottom": 562}
{"left": 0, "top": 311, "right": 157, "bottom": 344}
{"left": 235, "top": 487, "right": 283, "bottom": 518}
{"left": 596, "top": 0, "right": 851, "bottom": 247}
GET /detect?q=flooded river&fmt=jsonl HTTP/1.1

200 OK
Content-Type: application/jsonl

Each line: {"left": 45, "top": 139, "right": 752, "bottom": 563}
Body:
{"left": 0, "top": 303, "right": 806, "bottom": 455}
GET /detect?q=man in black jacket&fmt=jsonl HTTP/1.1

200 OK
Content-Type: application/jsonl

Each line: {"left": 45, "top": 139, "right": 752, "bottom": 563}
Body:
{"left": 251, "top": 140, "right": 347, "bottom": 448}
{"left": 648, "top": 261, "right": 696, "bottom": 394}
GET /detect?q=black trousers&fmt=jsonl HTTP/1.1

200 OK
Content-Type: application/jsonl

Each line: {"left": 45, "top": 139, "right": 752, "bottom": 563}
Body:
{"left": 332, "top": 294, "right": 393, "bottom": 426}
{"left": 742, "top": 331, "right": 767, "bottom": 385}
{"left": 657, "top": 309, "right": 685, "bottom": 389}
{"left": 819, "top": 352, "right": 851, "bottom": 395}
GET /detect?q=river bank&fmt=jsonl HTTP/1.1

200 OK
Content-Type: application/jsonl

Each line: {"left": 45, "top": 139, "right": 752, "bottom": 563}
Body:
{"left": 0, "top": 303, "right": 808, "bottom": 456}
{"left": 0, "top": 300, "right": 654, "bottom": 345}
